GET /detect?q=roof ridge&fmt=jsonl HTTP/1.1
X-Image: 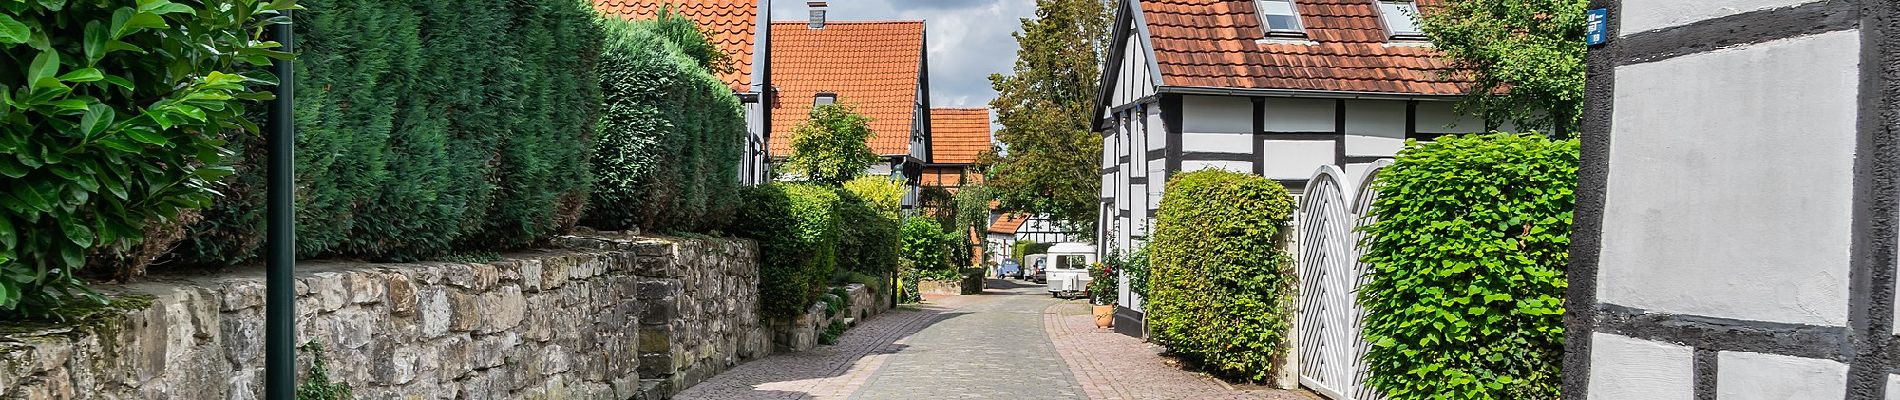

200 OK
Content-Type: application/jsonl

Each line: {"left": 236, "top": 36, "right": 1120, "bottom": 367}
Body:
{"left": 769, "top": 19, "right": 925, "bottom": 25}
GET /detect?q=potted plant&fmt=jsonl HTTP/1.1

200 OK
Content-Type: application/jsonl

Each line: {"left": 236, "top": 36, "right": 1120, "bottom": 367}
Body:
{"left": 1088, "top": 261, "right": 1117, "bottom": 328}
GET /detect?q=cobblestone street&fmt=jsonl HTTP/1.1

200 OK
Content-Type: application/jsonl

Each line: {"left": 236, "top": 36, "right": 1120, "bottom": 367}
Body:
{"left": 675, "top": 280, "right": 1319, "bottom": 400}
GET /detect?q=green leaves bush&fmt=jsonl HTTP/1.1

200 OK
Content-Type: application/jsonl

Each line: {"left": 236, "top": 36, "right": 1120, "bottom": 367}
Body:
{"left": 172, "top": 0, "right": 603, "bottom": 266}
{"left": 1147, "top": 169, "right": 1296, "bottom": 381}
{"left": 835, "top": 190, "right": 899, "bottom": 278}
{"left": 785, "top": 104, "right": 879, "bottom": 185}
{"left": 585, "top": 13, "right": 744, "bottom": 232}
{"left": 0, "top": 0, "right": 293, "bottom": 315}
{"left": 731, "top": 183, "right": 841, "bottom": 320}
{"left": 899, "top": 217, "right": 952, "bottom": 274}
{"left": 1358, "top": 133, "right": 1577, "bottom": 400}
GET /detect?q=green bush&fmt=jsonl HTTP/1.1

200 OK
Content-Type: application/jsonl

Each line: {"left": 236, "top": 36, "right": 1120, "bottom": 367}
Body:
{"left": 1147, "top": 169, "right": 1297, "bottom": 381}
{"left": 900, "top": 217, "right": 951, "bottom": 273}
{"left": 585, "top": 13, "right": 743, "bottom": 232}
{"left": 1358, "top": 133, "right": 1576, "bottom": 400}
{"left": 950, "top": 184, "right": 994, "bottom": 267}
{"left": 784, "top": 104, "right": 880, "bottom": 184}
{"left": 819, "top": 319, "right": 847, "bottom": 345}
{"left": 1087, "top": 260, "right": 1115, "bottom": 305}
{"left": 172, "top": 0, "right": 603, "bottom": 266}
{"left": 731, "top": 183, "right": 841, "bottom": 320}
{"left": 1107, "top": 244, "right": 1149, "bottom": 301}
{"left": 0, "top": 0, "right": 293, "bottom": 316}
{"left": 842, "top": 176, "right": 904, "bottom": 218}
{"left": 1013, "top": 239, "right": 1052, "bottom": 263}
{"left": 835, "top": 189, "right": 899, "bottom": 278}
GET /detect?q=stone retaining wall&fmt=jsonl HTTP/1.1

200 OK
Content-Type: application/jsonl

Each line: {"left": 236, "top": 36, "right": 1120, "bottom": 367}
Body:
{"left": 0, "top": 234, "right": 762, "bottom": 400}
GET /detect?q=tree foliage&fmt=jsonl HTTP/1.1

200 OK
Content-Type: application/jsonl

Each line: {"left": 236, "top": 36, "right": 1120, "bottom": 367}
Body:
{"left": 586, "top": 12, "right": 744, "bottom": 232}
{"left": 171, "top": 0, "right": 603, "bottom": 266}
{"left": 984, "top": 0, "right": 1109, "bottom": 235}
{"left": 0, "top": 0, "right": 293, "bottom": 316}
{"left": 1418, "top": 0, "right": 1588, "bottom": 135}
{"left": 731, "top": 183, "right": 841, "bottom": 320}
{"left": 899, "top": 217, "right": 952, "bottom": 273}
{"left": 1147, "top": 170, "right": 1297, "bottom": 381}
{"left": 1358, "top": 134, "right": 1576, "bottom": 399}
{"left": 786, "top": 103, "right": 880, "bottom": 185}
{"left": 842, "top": 175, "right": 904, "bottom": 219}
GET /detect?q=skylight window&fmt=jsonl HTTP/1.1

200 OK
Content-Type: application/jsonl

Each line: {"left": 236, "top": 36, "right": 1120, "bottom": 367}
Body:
{"left": 1378, "top": 0, "right": 1425, "bottom": 39}
{"left": 1254, "top": 0, "right": 1305, "bottom": 36}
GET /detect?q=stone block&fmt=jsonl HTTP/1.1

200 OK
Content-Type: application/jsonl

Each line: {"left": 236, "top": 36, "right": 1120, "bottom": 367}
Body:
{"left": 346, "top": 271, "right": 386, "bottom": 305}
{"left": 448, "top": 291, "right": 483, "bottom": 332}
{"left": 386, "top": 273, "right": 418, "bottom": 317}
{"left": 419, "top": 288, "right": 452, "bottom": 338}
{"left": 217, "top": 280, "right": 265, "bottom": 312}
{"left": 479, "top": 285, "right": 526, "bottom": 334}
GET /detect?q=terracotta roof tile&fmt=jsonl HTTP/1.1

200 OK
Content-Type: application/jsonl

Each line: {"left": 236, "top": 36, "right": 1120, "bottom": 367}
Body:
{"left": 1136, "top": 0, "right": 1466, "bottom": 95}
{"left": 928, "top": 108, "right": 991, "bottom": 164}
{"left": 769, "top": 21, "right": 926, "bottom": 157}
{"left": 988, "top": 214, "right": 1028, "bottom": 234}
{"left": 595, "top": 0, "right": 757, "bottom": 90}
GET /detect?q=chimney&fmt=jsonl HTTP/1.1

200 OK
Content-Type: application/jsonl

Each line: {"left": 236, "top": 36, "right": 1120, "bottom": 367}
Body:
{"left": 808, "top": 1, "right": 827, "bottom": 29}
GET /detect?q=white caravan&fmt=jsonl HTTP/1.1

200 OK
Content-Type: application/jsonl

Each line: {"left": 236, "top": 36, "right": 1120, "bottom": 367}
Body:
{"left": 1043, "top": 243, "right": 1097, "bottom": 298}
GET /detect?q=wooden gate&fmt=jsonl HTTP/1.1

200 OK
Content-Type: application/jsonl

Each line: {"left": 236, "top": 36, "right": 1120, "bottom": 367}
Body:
{"left": 1294, "top": 161, "right": 1391, "bottom": 400}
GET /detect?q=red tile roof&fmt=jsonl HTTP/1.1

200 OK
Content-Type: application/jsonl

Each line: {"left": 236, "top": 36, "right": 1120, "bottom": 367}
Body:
{"left": 1135, "top": 0, "right": 1466, "bottom": 95}
{"left": 594, "top": 0, "right": 757, "bottom": 90}
{"left": 769, "top": 21, "right": 926, "bottom": 157}
{"left": 988, "top": 214, "right": 1028, "bottom": 235}
{"left": 928, "top": 108, "right": 992, "bottom": 164}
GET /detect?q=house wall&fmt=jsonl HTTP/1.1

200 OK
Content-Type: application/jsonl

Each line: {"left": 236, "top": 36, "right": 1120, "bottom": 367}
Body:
{"left": 1568, "top": 1, "right": 1894, "bottom": 399}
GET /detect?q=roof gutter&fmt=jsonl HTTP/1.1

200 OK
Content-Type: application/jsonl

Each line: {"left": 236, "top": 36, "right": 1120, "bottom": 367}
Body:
{"left": 1157, "top": 85, "right": 1465, "bottom": 101}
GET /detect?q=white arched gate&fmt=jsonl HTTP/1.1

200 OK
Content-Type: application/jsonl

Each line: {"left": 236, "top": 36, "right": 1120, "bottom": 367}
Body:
{"left": 1295, "top": 160, "right": 1391, "bottom": 400}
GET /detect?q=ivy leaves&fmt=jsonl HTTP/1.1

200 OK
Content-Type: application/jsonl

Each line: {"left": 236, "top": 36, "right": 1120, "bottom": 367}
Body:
{"left": 0, "top": 0, "right": 295, "bottom": 317}
{"left": 1357, "top": 133, "right": 1578, "bottom": 399}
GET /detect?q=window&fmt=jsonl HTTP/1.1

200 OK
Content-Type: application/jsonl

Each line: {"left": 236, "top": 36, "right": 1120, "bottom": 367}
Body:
{"left": 1056, "top": 255, "right": 1087, "bottom": 270}
{"left": 1378, "top": 0, "right": 1425, "bottom": 39}
{"left": 814, "top": 92, "right": 837, "bottom": 106}
{"left": 1255, "top": 0, "right": 1304, "bottom": 35}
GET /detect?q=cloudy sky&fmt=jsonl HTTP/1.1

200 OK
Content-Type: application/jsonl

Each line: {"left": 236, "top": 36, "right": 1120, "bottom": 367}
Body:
{"left": 768, "top": 0, "right": 1039, "bottom": 110}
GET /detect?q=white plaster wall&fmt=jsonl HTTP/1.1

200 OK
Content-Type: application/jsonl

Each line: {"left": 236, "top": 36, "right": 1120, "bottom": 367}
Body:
{"left": 1130, "top": 183, "right": 1147, "bottom": 223}
{"left": 1131, "top": 112, "right": 1148, "bottom": 178}
{"left": 1183, "top": 160, "right": 1251, "bottom": 173}
{"left": 1345, "top": 100, "right": 1408, "bottom": 157}
{"left": 1148, "top": 159, "right": 1167, "bottom": 206}
{"left": 1261, "top": 140, "right": 1336, "bottom": 180}
{"left": 1889, "top": 375, "right": 1900, "bottom": 400}
{"left": 1716, "top": 351, "right": 1847, "bottom": 400}
{"left": 1182, "top": 95, "right": 1255, "bottom": 134}
{"left": 1182, "top": 132, "right": 1255, "bottom": 154}
{"left": 1621, "top": 0, "right": 1821, "bottom": 36}
{"left": 1598, "top": 30, "right": 1860, "bottom": 326}
{"left": 1112, "top": 30, "right": 1155, "bottom": 108}
{"left": 1261, "top": 97, "right": 1337, "bottom": 132}
{"left": 1414, "top": 100, "right": 1483, "bottom": 134}
{"left": 1586, "top": 333, "right": 1693, "bottom": 400}
{"left": 1147, "top": 111, "right": 1167, "bottom": 151}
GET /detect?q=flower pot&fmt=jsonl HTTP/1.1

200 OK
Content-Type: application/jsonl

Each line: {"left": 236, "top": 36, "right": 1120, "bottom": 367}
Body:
{"left": 1092, "top": 305, "right": 1115, "bottom": 328}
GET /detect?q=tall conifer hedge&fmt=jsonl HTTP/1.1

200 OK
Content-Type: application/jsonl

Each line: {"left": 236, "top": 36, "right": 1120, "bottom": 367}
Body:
{"left": 585, "top": 13, "right": 744, "bottom": 232}
{"left": 173, "top": 0, "right": 604, "bottom": 265}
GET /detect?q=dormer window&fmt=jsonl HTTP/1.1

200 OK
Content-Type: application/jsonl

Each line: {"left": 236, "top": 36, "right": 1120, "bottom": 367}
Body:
{"left": 814, "top": 92, "right": 837, "bottom": 106}
{"left": 1377, "top": 0, "right": 1426, "bottom": 40}
{"left": 1254, "top": 0, "right": 1305, "bottom": 36}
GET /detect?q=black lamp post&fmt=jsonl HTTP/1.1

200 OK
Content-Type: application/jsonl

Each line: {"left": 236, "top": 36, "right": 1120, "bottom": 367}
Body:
{"left": 264, "top": 10, "right": 297, "bottom": 400}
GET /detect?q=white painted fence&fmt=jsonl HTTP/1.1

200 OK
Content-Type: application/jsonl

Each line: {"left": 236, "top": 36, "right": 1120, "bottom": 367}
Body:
{"left": 1294, "top": 160, "right": 1391, "bottom": 400}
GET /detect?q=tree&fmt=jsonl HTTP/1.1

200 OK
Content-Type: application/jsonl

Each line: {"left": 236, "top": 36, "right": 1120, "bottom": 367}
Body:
{"left": 785, "top": 104, "right": 881, "bottom": 184}
{"left": 1418, "top": 0, "right": 1589, "bottom": 135}
{"left": 984, "top": 0, "right": 1111, "bottom": 237}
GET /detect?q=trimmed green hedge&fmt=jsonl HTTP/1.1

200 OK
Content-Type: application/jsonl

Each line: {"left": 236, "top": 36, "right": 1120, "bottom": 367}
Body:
{"left": 172, "top": 0, "right": 603, "bottom": 266}
{"left": 1147, "top": 169, "right": 1297, "bottom": 381}
{"left": 0, "top": 0, "right": 293, "bottom": 315}
{"left": 732, "top": 183, "right": 841, "bottom": 320}
{"left": 585, "top": 13, "right": 744, "bottom": 232}
{"left": 835, "top": 189, "right": 899, "bottom": 278}
{"left": 900, "top": 217, "right": 952, "bottom": 273}
{"left": 1358, "top": 133, "right": 1576, "bottom": 399}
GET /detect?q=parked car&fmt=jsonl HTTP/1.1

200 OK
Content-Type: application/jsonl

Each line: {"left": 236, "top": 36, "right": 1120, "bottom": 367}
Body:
{"left": 1026, "top": 254, "right": 1049, "bottom": 284}
{"left": 1000, "top": 259, "right": 1022, "bottom": 279}
{"left": 1042, "top": 243, "right": 1097, "bottom": 298}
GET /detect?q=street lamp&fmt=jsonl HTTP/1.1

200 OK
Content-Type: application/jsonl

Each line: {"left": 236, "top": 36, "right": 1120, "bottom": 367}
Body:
{"left": 264, "top": 10, "right": 297, "bottom": 400}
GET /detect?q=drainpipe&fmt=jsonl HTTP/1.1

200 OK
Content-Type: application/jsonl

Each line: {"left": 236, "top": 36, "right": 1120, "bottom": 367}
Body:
{"left": 265, "top": 10, "right": 297, "bottom": 400}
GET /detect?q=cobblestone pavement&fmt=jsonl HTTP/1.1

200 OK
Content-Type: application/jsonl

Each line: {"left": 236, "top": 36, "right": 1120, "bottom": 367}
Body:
{"left": 675, "top": 279, "right": 1319, "bottom": 400}
{"left": 1045, "top": 302, "right": 1321, "bottom": 400}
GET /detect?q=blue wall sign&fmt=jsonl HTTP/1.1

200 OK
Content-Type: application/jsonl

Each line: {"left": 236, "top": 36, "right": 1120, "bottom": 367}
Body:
{"left": 1586, "top": 8, "right": 1609, "bottom": 46}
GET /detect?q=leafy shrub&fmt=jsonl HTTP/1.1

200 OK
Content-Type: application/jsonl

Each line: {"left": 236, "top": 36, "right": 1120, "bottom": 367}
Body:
{"left": 785, "top": 104, "right": 880, "bottom": 184}
{"left": 950, "top": 184, "right": 994, "bottom": 266}
{"left": 731, "top": 183, "right": 840, "bottom": 320}
{"left": 0, "top": 0, "right": 293, "bottom": 316}
{"left": 1087, "top": 261, "right": 1115, "bottom": 305}
{"left": 835, "top": 189, "right": 899, "bottom": 278}
{"left": 1107, "top": 245, "right": 1150, "bottom": 301}
{"left": 1013, "top": 239, "right": 1052, "bottom": 263}
{"left": 842, "top": 176, "right": 904, "bottom": 218}
{"left": 819, "top": 320, "right": 848, "bottom": 345}
{"left": 172, "top": 0, "right": 603, "bottom": 266}
{"left": 1358, "top": 133, "right": 1576, "bottom": 399}
{"left": 1147, "top": 169, "right": 1297, "bottom": 381}
{"left": 585, "top": 13, "right": 743, "bottom": 232}
{"left": 820, "top": 293, "right": 842, "bottom": 318}
{"left": 829, "top": 286, "right": 853, "bottom": 309}
{"left": 900, "top": 217, "right": 952, "bottom": 273}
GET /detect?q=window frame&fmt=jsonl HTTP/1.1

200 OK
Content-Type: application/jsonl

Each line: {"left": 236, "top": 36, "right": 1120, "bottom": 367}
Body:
{"left": 1376, "top": 0, "right": 1427, "bottom": 41}
{"left": 1253, "top": 0, "right": 1308, "bottom": 38}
